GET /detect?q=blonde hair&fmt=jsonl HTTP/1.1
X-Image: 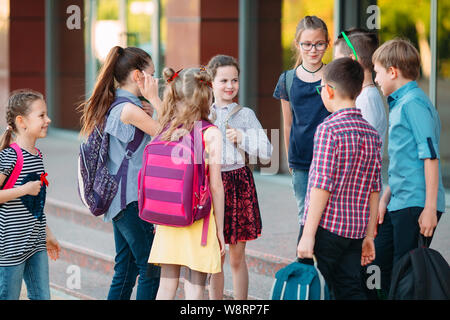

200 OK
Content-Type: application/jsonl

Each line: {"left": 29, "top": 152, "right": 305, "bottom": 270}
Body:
{"left": 157, "top": 67, "right": 213, "bottom": 141}
{"left": 1, "top": 89, "right": 44, "bottom": 150}
{"left": 372, "top": 38, "right": 421, "bottom": 80}
{"left": 293, "top": 15, "right": 329, "bottom": 68}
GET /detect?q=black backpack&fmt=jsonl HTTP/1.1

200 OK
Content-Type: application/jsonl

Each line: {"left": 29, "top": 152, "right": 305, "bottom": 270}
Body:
{"left": 389, "top": 238, "right": 450, "bottom": 300}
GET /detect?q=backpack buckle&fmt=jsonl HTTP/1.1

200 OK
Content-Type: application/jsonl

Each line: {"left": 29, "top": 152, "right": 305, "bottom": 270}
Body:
{"left": 125, "top": 150, "right": 134, "bottom": 159}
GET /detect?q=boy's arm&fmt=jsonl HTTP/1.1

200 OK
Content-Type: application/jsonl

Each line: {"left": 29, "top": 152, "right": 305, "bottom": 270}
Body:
{"left": 362, "top": 191, "right": 379, "bottom": 266}
{"left": 297, "top": 187, "right": 330, "bottom": 259}
{"left": 419, "top": 158, "right": 439, "bottom": 237}
{"left": 378, "top": 185, "right": 391, "bottom": 224}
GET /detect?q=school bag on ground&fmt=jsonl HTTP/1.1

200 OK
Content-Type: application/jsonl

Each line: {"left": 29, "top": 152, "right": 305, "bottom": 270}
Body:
{"left": 138, "top": 120, "right": 214, "bottom": 246}
{"left": 78, "top": 97, "right": 144, "bottom": 216}
{"left": 389, "top": 237, "right": 450, "bottom": 300}
{"left": 271, "top": 256, "right": 330, "bottom": 300}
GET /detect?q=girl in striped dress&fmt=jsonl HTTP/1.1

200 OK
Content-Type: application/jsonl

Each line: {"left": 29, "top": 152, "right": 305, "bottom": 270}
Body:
{"left": 0, "top": 90, "right": 60, "bottom": 300}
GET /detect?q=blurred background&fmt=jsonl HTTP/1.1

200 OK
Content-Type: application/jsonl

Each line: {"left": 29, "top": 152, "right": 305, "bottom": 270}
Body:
{"left": 0, "top": 0, "right": 449, "bottom": 183}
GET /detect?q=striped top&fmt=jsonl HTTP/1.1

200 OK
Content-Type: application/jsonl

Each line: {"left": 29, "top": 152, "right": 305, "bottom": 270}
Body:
{"left": 302, "top": 108, "right": 383, "bottom": 239}
{"left": 0, "top": 146, "right": 47, "bottom": 266}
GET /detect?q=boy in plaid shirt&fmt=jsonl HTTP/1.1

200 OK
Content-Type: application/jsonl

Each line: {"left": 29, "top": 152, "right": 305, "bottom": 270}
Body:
{"left": 297, "top": 58, "right": 382, "bottom": 299}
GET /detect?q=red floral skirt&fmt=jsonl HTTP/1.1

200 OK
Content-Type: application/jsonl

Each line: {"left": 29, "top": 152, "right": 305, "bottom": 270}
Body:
{"left": 221, "top": 166, "right": 262, "bottom": 244}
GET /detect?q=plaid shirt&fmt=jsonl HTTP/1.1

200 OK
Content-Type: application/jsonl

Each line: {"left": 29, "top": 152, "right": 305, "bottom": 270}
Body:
{"left": 301, "top": 108, "right": 382, "bottom": 239}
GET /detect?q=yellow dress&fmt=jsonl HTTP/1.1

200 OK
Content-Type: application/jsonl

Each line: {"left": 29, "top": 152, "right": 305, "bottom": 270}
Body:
{"left": 148, "top": 209, "right": 221, "bottom": 274}
{"left": 148, "top": 128, "right": 221, "bottom": 274}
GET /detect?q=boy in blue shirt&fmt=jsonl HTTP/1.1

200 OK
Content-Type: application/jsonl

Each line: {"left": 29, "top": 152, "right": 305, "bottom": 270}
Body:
{"left": 371, "top": 38, "right": 446, "bottom": 298}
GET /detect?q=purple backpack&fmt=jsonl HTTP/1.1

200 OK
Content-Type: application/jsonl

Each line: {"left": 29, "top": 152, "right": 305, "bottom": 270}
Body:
{"left": 78, "top": 97, "right": 144, "bottom": 216}
{"left": 138, "top": 120, "right": 214, "bottom": 246}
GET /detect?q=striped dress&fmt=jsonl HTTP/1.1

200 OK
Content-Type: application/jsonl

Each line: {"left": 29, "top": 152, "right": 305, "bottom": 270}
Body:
{"left": 0, "top": 147, "right": 47, "bottom": 267}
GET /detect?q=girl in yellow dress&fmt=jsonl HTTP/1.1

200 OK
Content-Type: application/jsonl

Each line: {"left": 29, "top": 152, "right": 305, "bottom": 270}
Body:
{"left": 145, "top": 67, "right": 225, "bottom": 300}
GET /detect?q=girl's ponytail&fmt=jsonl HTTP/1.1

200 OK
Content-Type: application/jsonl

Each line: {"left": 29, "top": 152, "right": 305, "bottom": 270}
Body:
{"left": 78, "top": 46, "right": 122, "bottom": 137}
{"left": 0, "top": 126, "right": 13, "bottom": 151}
{"left": 78, "top": 46, "right": 153, "bottom": 137}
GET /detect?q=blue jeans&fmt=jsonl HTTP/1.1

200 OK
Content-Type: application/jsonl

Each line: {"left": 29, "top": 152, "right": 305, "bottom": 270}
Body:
{"left": 107, "top": 201, "right": 160, "bottom": 300}
{"left": 0, "top": 250, "right": 50, "bottom": 300}
{"left": 292, "top": 169, "right": 309, "bottom": 224}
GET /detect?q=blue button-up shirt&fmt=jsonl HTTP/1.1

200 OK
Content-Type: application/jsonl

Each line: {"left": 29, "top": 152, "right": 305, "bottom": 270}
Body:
{"left": 387, "top": 81, "right": 445, "bottom": 213}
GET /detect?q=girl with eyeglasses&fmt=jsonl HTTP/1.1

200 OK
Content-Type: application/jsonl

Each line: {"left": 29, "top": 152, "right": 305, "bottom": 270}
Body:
{"left": 273, "top": 15, "right": 331, "bottom": 249}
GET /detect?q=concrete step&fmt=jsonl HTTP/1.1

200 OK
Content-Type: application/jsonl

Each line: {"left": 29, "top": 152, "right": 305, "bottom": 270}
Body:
{"left": 45, "top": 198, "right": 283, "bottom": 300}
{"left": 45, "top": 198, "right": 291, "bottom": 277}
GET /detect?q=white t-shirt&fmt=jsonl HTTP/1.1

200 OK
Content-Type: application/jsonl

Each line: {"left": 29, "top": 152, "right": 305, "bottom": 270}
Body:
{"left": 356, "top": 86, "right": 387, "bottom": 157}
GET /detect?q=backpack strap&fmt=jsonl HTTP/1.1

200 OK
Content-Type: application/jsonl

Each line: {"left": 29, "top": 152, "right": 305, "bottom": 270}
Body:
{"left": 108, "top": 96, "right": 146, "bottom": 210}
{"left": 224, "top": 104, "right": 243, "bottom": 128}
{"left": 285, "top": 68, "right": 296, "bottom": 106}
{"left": 199, "top": 121, "right": 215, "bottom": 246}
{"left": 3, "top": 143, "right": 24, "bottom": 190}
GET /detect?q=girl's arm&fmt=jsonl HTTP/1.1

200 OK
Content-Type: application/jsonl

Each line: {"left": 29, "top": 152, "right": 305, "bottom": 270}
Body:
{"left": 120, "top": 103, "right": 160, "bottom": 137}
{"left": 229, "top": 109, "right": 273, "bottom": 161}
{"left": 204, "top": 126, "right": 225, "bottom": 256}
{"left": 280, "top": 100, "right": 293, "bottom": 168}
{"left": 0, "top": 174, "right": 42, "bottom": 204}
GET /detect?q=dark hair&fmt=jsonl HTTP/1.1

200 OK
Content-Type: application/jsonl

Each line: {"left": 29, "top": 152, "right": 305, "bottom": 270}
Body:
{"left": 335, "top": 28, "right": 379, "bottom": 71}
{"left": 78, "top": 46, "right": 152, "bottom": 136}
{"left": 206, "top": 54, "right": 240, "bottom": 79}
{"left": 293, "top": 16, "right": 329, "bottom": 68}
{"left": 322, "top": 57, "right": 364, "bottom": 100}
{"left": 1, "top": 89, "right": 44, "bottom": 150}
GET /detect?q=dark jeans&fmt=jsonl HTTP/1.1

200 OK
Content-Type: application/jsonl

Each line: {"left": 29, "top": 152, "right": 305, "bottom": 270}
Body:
{"left": 107, "top": 201, "right": 160, "bottom": 300}
{"left": 368, "top": 207, "right": 442, "bottom": 299}
{"left": 299, "top": 226, "right": 366, "bottom": 300}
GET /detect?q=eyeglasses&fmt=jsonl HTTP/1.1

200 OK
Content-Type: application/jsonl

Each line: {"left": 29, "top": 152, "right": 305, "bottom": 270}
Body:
{"left": 339, "top": 31, "right": 358, "bottom": 61}
{"left": 299, "top": 42, "right": 328, "bottom": 51}
{"left": 315, "top": 84, "right": 335, "bottom": 95}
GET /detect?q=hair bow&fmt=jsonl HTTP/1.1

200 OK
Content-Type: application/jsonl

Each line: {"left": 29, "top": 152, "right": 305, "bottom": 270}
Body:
{"left": 168, "top": 68, "right": 183, "bottom": 83}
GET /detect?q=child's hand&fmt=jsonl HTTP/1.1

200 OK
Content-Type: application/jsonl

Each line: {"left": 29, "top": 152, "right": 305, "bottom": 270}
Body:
{"left": 218, "top": 232, "right": 225, "bottom": 256}
{"left": 138, "top": 71, "right": 159, "bottom": 104}
{"left": 418, "top": 207, "right": 438, "bottom": 238}
{"left": 226, "top": 128, "right": 243, "bottom": 145}
{"left": 22, "top": 180, "right": 42, "bottom": 196}
{"left": 297, "top": 235, "right": 315, "bottom": 259}
{"left": 361, "top": 237, "right": 375, "bottom": 266}
{"left": 46, "top": 234, "right": 61, "bottom": 261}
{"left": 378, "top": 198, "right": 388, "bottom": 225}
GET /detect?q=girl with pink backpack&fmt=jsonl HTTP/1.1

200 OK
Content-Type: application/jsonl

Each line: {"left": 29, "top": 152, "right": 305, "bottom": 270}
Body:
{"left": 146, "top": 67, "right": 225, "bottom": 300}
{"left": 0, "top": 89, "right": 60, "bottom": 300}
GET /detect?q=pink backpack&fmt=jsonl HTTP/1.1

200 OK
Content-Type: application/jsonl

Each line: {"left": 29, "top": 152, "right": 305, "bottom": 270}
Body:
{"left": 138, "top": 120, "right": 215, "bottom": 246}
